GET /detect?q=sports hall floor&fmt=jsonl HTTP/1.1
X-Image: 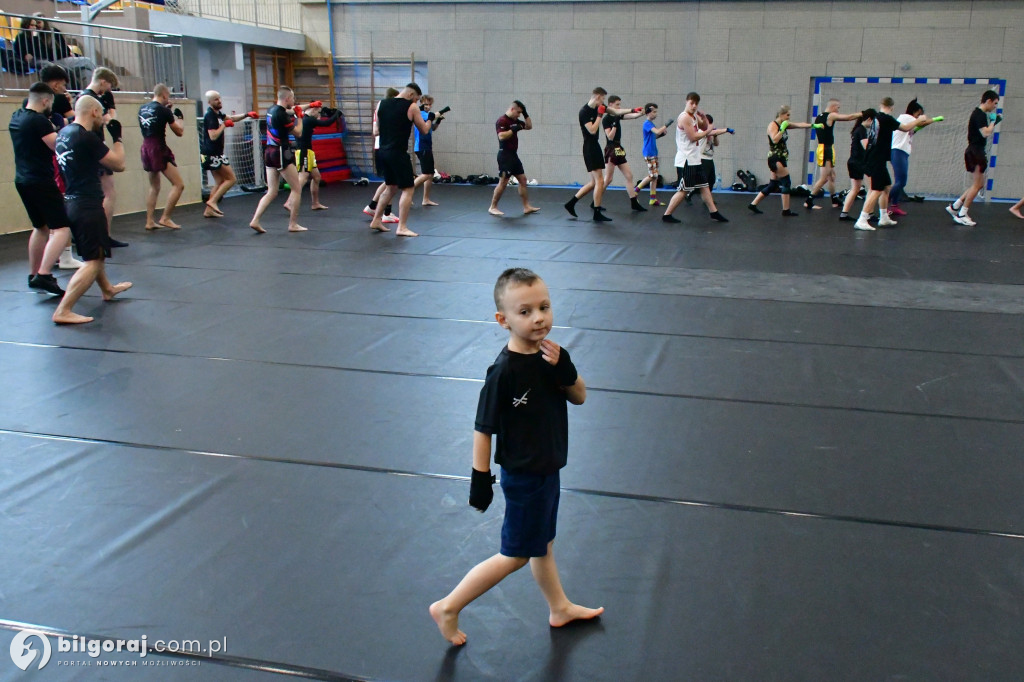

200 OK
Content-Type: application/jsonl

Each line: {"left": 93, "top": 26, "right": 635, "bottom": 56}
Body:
{"left": 1, "top": 184, "right": 1023, "bottom": 681}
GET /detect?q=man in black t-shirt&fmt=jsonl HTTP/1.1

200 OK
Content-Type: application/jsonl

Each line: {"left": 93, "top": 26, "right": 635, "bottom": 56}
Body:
{"left": 284, "top": 101, "right": 341, "bottom": 213}
{"left": 946, "top": 90, "right": 1001, "bottom": 227}
{"left": 51, "top": 96, "right": 131, "bottom": 325}
{"left": 601, "top": 95, "right": 647, "bottom": 212}
{"left": 77, "top": 67, "right": 125, "bottom": 246}
{"left": 564, "top": 87, "right": 633, "bottom": 222}
{"left": 488, "top": 100, "right": 540, "bottom": 217}
{"left": 249, "top": 86, "right": 307, "bottom": 234}
{"left": 40, "top": 65, "right": 82, "bottom": 270}
{"left": 200, "top": 90, "right": 258, "bottom": 218}
{"left": 139, "top": 83, "right": 186, "bottom": 230}
{"left": 854, "top": 97, "right": 929, "bottom": 232}
{"left": 10, "top": 82, "right": 70, "bottom": 296}
{"left": 368, "top": 82, "right": 433, "bottom": 237}
{"left": 805, "top": 98, "right": 861, "bottom": 209}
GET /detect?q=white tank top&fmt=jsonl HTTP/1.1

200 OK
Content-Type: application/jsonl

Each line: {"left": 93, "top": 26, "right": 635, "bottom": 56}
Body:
{"left": 674, "top": 112, "right": 702, "bottom": 166}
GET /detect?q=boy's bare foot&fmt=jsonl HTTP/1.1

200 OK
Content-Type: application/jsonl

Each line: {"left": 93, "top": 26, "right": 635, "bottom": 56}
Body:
{"left": 204, "top": 202, "right": 223, "bottom": 216}
{"left": 158, "top": 219, "right": 181, "bottom": 229}
{"left": 312, "top": 203, "right": 328, "bottom": 210}
{"left": 549, "top": 603, "right": 604, "bottom": 628}
{"left": 1011, "top": 206, "right": 1024, "bottom": 219}
{"left": 370, "top": 223, "right": 390, "bottom": 232}
{"left": 488, "top": 207, "right": 504, "bottom": 216}
{"left": 144, "top": 222, "right": 160, "bottom": 231}
{"left": 249, "top": 222, "right": 266, "bottom": 234}
{"left": 523, "top": 206, "right": 540, "bottom": 214}
{"left": 422, "top": 199, "right": 439, "bottom": 206}
{"left": 288, "top": 225, "right": 309, "bottom": 232}
{"left": 396, "top": 227, "right": 419, "bottom": 237}
{"left": 102, "top": 282, "right": 132, "bottom": 301}
{"left": 429, "top": 601, "right": 467, "bottom": 646}
{"left": 53, "top": 311, "right": 94, "bottom": 325}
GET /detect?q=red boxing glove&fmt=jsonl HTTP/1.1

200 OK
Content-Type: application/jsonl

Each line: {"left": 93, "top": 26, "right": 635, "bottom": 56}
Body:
{"left": 597, "top": 105, "right": 606, "bottom": 115}
{"left": 632, "top": 107, "right": 643, "bottom": 113}
{"left": 294, "top": 105, "right": 303, "bottom": 118}
{"left": 308, "top": 100, "right": 323, "bottom": 109}
{"left": 224, "top": 118, "right": 235, "bottom": 128}
{"left": 247, "top": 111, "right": 259, "bottom": 119}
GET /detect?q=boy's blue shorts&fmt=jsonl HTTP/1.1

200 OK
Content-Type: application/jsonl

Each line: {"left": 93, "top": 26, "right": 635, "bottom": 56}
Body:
{"left": 499, "top": 469, "right": 560, "bottom": 558}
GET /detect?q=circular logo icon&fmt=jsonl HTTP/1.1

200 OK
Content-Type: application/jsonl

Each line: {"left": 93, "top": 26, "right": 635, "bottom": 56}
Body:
{"left": 10, "top": 630, "right": 52, "bottom": 671}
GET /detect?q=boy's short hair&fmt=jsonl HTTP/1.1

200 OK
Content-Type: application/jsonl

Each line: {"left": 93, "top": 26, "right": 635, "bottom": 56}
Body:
{"left": 686, "top": 92, "right": 700, "bottom": 104}
{"left": 419, "top": 94, "right": 433, "bottom": 105}
{"left": 608, "top": 95, "right": 621, "bottom": 105}
{"left": 881, "top": 96, "right": 894, "bottom": 107}
{"left": 494, "top": 268, "right": 541, "bottom": 310}
{"left": 981, "top": 89, "right": 999, "bottom": 103}
{"left": 93, "top": 67, "right": 118, "bottom": 89}
{"left": 592, "top": 86, "right": 607, "bottom": 96}
{"left": 40, "top": 64, "right": 68, "bottom": 84}
{"left": 644, "top": 102, "right": 658, "bottom": 114}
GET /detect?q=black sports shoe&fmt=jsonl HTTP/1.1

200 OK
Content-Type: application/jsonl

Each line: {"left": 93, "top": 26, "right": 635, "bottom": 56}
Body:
{"left": 630, "top": 198, "right": 647, "bottom": 212}
{"left": 748, "top": 204, "right": 763, "bottom": 214}
{"left": 29, "top": 273, "right": 65, "bottom": 296}
{"left": 782, "top": 209, "right": 799, "bottom": 217}
{"left": 662, "top": 214, "right": 681, "bottom": 223}
{"left": 710, "top": 211, "right": 729, "bottom": 223}
{"left": 109, "top": 238, "right": 129, "bottom": 248}
{"left": 564, "top": 199, "right": 578, "bottom": 217}
{"left": 593, "top": 209, "right": 612, "bottom": 222}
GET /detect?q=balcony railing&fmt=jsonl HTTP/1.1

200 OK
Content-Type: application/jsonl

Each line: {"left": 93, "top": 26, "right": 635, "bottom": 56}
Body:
{"left": 118, "top": 0, "right": 302, "bottom": 33}
{"left": 1, "top": 10, "right": 184, "bottom": 95}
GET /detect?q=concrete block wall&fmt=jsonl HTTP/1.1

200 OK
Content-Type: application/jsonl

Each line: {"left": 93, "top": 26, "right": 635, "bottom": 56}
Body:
{"left": 299, "top": 0, "right": 1024, "bottom": 197}
{"left": 2, "top": 97, "right": 203, "bottom": 236}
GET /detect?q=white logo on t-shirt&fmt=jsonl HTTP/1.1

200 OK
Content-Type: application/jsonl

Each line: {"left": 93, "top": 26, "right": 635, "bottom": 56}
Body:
{"left": 513, "top": 389, "right": 530, "bottom": 407}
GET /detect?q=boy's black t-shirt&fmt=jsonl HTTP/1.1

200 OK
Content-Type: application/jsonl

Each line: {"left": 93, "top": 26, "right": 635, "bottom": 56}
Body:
{"left": 579, "top": 104, "right": 600, "bottom": 144}
{"left": 475, "top": 347, "right": 569, "bottom": 475}
{"left": 602, "top": 113, "right": 622, "bottom": 148}
{"left": 849, "top": 125, "right": 867, "bottom": 165}
{"left": 10, "top": 107, "right": 57, "bottom": 185}
{"left": 967, "top": 107, "right": 988, "bottom": 148}
{"left": 865, "top": 112, "right": 899, "bottom": 167}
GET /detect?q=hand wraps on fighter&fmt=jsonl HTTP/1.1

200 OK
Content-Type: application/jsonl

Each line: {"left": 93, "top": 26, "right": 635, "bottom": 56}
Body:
{"left": 469, "top": 468, "right": 496, "bottom": 511}
{"left": 173, "top": 108, "right": 184, "bottom": 120}
{"left": 513, "top": 100, "right": 528, "bottom": 118}
{"left": 552, "top": 347, "right": 579, "bottom": 387}
{"left": 106, "top": 119, "right": 122, "bottom": 143}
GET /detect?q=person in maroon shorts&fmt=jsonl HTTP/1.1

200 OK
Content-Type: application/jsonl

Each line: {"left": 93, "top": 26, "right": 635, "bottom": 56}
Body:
{"left": 945, "top": 90, "right": 1001, "bottom": 227}
{"left": 488, "top": 100, "right": 540, "bottom": 216}
{"left": 138, "top": 83, "right": 185, "bottom": 230}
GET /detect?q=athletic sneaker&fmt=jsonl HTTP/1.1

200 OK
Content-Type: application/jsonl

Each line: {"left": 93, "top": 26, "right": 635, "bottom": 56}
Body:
{"left": 888, "top": 205, "right": 907, "bottom": 217}
{"left": 57, "top": 247, "right": 84, "bottom": 269}
{"left": 878, "top": 214, "right": 898, "bottom": 227}
{"left": 382, "top": 215, "right": 399, "bottom": 224}
{"left": 29, "top": 273, "right": 65, "bottom": 296}
{"left": 953, "top": 214, "right": 976, "bottom": 226}
{"left": 362, "top": 205, "right": 375, "bottom": 216}
{"left": 945, "top": 204, "right": 959, "bottom": 219}
{"left": 853, "top": 217, "right": 875, "bottom": 231}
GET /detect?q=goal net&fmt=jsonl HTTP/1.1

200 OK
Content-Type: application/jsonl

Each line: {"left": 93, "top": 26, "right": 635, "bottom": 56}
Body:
{"left": 808, "top": 77, "right": 1006, "bottom": 200}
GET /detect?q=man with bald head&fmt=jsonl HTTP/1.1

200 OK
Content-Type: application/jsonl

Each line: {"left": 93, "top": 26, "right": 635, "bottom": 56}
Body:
{"left": 139, "top": 83, "right": 185, "bottom": 230}
{"left": 51, "top": 96, "right": 131, "bottom": 325}
{"left": 201, "top": 90, "right": 257, "bottom": 218}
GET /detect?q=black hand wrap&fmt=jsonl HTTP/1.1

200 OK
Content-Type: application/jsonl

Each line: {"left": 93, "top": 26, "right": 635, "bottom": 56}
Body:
{"left": 553, "top": 346, "right": 578, "bottom": 387}
{"left": 469, "top": 468, "right": 495, "bottom": 512}
{"left": 509, "top": 122, "right": 523, "bottom": 132}
{"left": 173, "top": 108, "right": 184, "bottom": 120}
{"left": 427, "top": 111, "right": 436, "bottom": 121}
{"left": 514, "top": 100, "right": 528, "bottom": 118}
{"left": 105, "top": 119, "right": 122, "bottom": 143}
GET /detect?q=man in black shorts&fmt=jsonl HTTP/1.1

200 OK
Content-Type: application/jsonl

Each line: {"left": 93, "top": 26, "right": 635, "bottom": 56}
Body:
{"left": 488, "top": 100, "right": 540, "bottom": 216}
{"left": 249, "top": 86, "right": 307, "bottom": 234}
{"left": 77, "top": 67, "right": 125, "bottom": 247}
{"left": 10, "top": 82, "right": 69, "bottom": 296}
{"left": 51, "top": 96, "right": 131, "bottom": 325}
{"left": 854, "top": 97, "right": 930, "bottom": 232}
{"left": 201, "top": 90, "right": 258, "bottom": 218}
{"left": 368, "top": 82, "right": 433, "bottom": 237}
{"left": 946, "top": 90, "right": 1001, "bottom": 227}
{"left": 139, "top": 83, "right": 185, "bottom": 230}
{"left": 602, "top": 95, "right": 646, "bottom": 212}
{"left": 40, "top": 65, "right": 82, "bottom": 269}
{"left": 564, "top": 87, "right": 632, "bottom": 222}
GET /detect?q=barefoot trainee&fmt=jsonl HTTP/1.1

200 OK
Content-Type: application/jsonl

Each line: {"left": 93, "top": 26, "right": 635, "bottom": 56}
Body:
{"left": 430, "top": 268, "right": 603, "bottom": 646}
{"left": 52, "top": 97, "right": 131, "bottom": 324}
{"left": 489, "top": 100, "right": 539, "bottom": 216}
{"left": 285, "top": 101, "right": 342, "bottom": 212}
{"left": 249, "top": 86, "right": 307, "bottom": 234}
{"left": 139, "top": 83, "right": 185, "bottom": 230}
{"left": 201, "top": 90, "right": 258, "bottom": 218}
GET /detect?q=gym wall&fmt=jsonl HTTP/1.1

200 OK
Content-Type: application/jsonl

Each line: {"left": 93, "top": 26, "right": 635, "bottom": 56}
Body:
{"left": 302, "top": 0, "right": 1024, "bottom": 197}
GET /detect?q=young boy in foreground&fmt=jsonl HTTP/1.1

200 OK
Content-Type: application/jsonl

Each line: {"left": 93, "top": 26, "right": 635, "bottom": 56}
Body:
{"left": 429, "top": 268, "right": 604, "bottom": 645}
